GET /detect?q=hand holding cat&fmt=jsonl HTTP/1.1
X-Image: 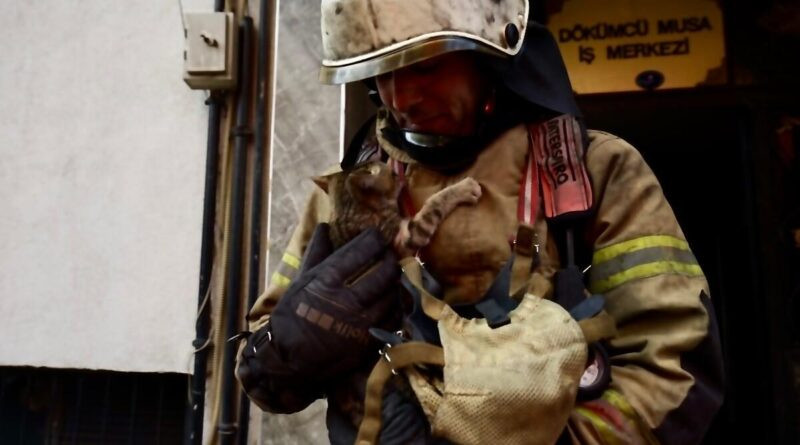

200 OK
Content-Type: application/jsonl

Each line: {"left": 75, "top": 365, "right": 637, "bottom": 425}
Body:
{"left": 267, "top": 224, "right": 401, "bottom": 379}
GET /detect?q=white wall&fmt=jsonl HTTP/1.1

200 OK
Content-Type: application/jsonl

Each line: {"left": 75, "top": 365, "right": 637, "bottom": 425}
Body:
{"left": 0, "top": 0, "right": 214, "bottom": 373}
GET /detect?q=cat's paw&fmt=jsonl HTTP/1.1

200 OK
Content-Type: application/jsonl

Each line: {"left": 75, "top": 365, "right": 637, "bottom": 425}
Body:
{"left": 455, "top": 177, "right": 482, "bottom": 204}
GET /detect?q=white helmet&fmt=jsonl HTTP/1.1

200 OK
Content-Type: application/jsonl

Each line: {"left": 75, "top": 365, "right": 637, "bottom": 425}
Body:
{"left": 319, "top": 0, "right": 530, "bottom": 84}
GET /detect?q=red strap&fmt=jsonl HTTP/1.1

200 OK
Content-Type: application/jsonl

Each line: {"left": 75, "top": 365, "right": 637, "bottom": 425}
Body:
{"left": 389, "top": 158, "right": 416, "bottom": 217}
{"left": 530, "top": 116, "right": 593, "bottom": 219}
{"left": 386, "top": 114, "right": 592, "bottom": 227}
{"left": 517, "top": 149, "right": 540, "bottom": 226}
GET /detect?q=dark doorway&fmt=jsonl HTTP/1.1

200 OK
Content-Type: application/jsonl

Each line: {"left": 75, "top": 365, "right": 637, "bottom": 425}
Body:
{"left": 580, "top": 90, "right": 798, "bottom": 444}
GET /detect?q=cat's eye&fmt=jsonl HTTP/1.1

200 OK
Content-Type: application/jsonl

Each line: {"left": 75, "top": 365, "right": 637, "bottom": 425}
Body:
{"left": 369, "top": 165, "right": 380, "bottom": 175}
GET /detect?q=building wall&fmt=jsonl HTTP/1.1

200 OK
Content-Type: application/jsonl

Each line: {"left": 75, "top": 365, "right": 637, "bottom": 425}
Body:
{"left": 0, "top": 0, "right": 214, "bottom": 373}
{"left": 266, "top": 1, "right": 340, "bottom": 276}
{"left": 261, "top": 0, "right": 339, "bottom": 443}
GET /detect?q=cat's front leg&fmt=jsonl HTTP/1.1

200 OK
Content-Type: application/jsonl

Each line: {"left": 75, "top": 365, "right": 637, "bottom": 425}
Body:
{"left": 401, "top": 178, "right": 482, "bottom": 253}
{"left": 443, "top": 177, "right": 482, "bottom": 211}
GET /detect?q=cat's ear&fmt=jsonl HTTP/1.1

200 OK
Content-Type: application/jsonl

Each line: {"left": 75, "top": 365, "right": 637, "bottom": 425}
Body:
{"left": 312, "top": 173, "right": 336, "bottom": 193}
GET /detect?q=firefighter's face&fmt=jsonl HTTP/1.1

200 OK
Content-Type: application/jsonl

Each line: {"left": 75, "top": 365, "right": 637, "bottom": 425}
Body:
{"left": 375, "top": 52, "right": 488, "bottom": 137}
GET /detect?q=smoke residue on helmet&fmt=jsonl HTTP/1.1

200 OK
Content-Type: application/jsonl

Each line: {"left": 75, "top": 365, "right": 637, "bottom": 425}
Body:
{"left": 321, "top": 0, "right": 528, "bottom": 63}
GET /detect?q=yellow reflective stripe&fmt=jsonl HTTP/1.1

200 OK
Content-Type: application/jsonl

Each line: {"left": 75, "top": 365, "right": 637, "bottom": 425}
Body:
{"left": 602, "top": 389, "right": 637, "bottom": 420}
{"left": 575, "top": 390, "right": 657, "bottom": 445}
{"left": 591, "top": 261, "right": 703, "bottom": 294}
{"left": 601, "top": 390, "right": 660, "bottom": 445}
{"left": 271, "top": 272, "right": 291, "bottom": 288}
{"left": 282, "top": 252, "right": 301, "bottom": 269}
{"left": 593, "top": 235, "right": 689, "bottom": 264}
{"left": 574, "top": 406, "right": 627, "bottom": 445}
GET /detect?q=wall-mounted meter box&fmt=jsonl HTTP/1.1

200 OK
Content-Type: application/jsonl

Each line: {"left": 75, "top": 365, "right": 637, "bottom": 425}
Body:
{"left": 183, "top": 12, "right": 238, "bottom": 90}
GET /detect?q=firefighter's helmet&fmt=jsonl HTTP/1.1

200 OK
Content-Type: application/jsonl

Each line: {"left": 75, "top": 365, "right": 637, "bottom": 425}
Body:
{"left": 319, "top": 0, "right": 530, "bottom": 84}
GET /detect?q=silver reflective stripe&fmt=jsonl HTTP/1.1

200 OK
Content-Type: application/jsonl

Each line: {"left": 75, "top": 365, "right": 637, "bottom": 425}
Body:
{"left": 270, "top": 252, "right": 301, "bottom": 288}
{"left": 589, "top": 246, "right": 698, "bottom": 284}
{"left": 588, "top": 236, "right": 704, "bottom": 293}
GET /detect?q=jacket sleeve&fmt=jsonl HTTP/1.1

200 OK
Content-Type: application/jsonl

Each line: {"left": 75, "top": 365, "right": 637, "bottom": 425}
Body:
{"left": 247, "top": 187, "right": 331, "bottom": 332}
{"left": 566, "top": 133, "right": 724, "bottom": 444}
{"left": 235, "top": 187, "right": 331, "bottom": 413}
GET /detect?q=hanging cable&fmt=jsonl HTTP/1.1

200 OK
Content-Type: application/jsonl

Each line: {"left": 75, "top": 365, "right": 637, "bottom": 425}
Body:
{"left": 177, "top": 0, "right": 188, "bottom": 34}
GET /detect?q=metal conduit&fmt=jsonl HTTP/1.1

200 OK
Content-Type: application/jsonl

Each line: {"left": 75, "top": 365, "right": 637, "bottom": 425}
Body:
{"left": 219, "top": 15, "right": 255, "bottom": 445}
{"left": 237, "top": 0, "right": 276, "bottom": 443}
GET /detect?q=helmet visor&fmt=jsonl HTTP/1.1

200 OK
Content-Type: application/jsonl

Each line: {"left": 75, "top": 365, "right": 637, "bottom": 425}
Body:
{"left": 319, "top": 35, "right": 504, "bottom": 84}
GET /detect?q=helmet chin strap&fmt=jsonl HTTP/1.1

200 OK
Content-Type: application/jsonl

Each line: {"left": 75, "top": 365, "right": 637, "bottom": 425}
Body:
{"left": 381, "top": 108, "right": 517, "bottom": 173}
{"left": 378, "top": 83, "right": 555, "bottom": 172}
{"left": 398, "top": 131, "right": 458, "bottom": 149}
{"left": 381, "top": 125, "right": 487, "bottom": 173}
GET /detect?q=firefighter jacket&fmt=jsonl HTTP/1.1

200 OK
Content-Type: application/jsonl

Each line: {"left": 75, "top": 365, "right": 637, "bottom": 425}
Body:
{"left": 244, "top": 121, "right": 724, "bottom": 445}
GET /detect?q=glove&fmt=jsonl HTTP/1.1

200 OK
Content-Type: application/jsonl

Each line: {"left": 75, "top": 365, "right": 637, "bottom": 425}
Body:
{"left": 241, "top": 224, "right": 401, "bottom": 397}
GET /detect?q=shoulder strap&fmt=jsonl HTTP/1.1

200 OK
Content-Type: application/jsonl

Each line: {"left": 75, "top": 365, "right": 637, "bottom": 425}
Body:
{"left": 529, "top": 115, "right": 595, "bottom": 310}
{"left": 515, "top": 115, "right": 595, "bottom": 304}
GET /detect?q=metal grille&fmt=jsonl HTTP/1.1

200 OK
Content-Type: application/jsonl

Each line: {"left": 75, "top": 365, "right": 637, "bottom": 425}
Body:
{"left": 0, "top": 367, "right": 185, "bottom": 445}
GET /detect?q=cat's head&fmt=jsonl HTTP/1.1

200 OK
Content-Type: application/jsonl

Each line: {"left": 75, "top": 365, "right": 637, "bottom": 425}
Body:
{"left": 313, "top": 161, "right": 401, "bottom": 210}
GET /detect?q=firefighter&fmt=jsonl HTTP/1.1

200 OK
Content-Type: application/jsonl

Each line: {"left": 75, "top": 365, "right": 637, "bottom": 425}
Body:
{"left": 237, "top": 1, "right": 724, "bottom": 443}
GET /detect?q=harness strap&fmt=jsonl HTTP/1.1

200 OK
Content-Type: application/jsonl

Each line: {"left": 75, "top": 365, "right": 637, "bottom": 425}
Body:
{"left": 355, "top": 342, "right": 446, "bottom": 445}
{"left": 399, "top": 257, "right": 446, "bottom": 321}
{"left": 516, "top": 116, "right": 594, "bottom": 301}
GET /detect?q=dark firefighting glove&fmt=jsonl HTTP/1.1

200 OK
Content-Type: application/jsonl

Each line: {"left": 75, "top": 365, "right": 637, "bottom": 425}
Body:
{"left": 237, "top": 224, "right": 400, "bottom": 412}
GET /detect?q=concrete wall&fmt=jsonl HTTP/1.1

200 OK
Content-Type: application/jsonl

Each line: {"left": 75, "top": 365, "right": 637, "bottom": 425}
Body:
{"left": 0, "top": 0, "right": 214, "bottom": 373}
{"left": 260, "top": 0, "right": 339, "bottom": 443}
{"left": 266, "top": 1, "right": 340, "bottom": 275}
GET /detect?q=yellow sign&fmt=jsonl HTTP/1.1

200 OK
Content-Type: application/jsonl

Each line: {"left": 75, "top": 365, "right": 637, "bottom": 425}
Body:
{"left": 547, "top": 0, "right": 726, "bottom": 94}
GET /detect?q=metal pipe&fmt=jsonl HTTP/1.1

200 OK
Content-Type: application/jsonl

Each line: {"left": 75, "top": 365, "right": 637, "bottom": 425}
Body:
{"left": 185, "top": 97, "right": 222, "bottom": 445}
{"left": 219, "top": 15, "right": 255, "bottom": 445}
{"left": 184, "top": 0, "right": 226, "bottom": 443}
{"left": 237, "top": 0, "right": 276, "bottom": 442}
{"left": 186, "top": 87, "right": 222, "bottom": 445}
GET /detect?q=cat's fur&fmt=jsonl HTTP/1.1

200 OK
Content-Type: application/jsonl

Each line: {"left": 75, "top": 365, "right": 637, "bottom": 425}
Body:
{"left": 313, "top": 161, "right": 482, "bottom": 257}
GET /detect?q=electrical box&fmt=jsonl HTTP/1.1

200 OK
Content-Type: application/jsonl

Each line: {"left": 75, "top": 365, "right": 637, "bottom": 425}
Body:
{"left": 183, "top": 12, "right": 238, "bottom": 90}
